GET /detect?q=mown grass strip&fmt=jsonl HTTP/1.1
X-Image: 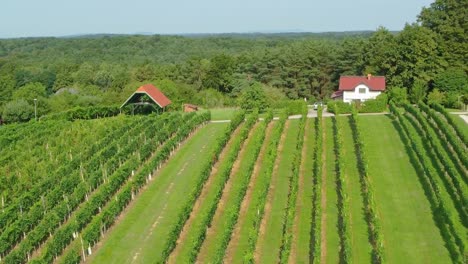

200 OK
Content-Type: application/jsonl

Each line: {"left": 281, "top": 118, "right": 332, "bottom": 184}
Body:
{"left": 229, "top": 112, "right": 287, "bottom": 263}
{"left": 349, "top": 107, "right": 384, "bottom": 263}
{"left": 255, "top": 120, "right": 300, "bottom": 263}
{"left": 197, "top": 114, "right": 268, "bottom": 263}
{"left": 167, "top": 112, "right": 258, "bottom": 263}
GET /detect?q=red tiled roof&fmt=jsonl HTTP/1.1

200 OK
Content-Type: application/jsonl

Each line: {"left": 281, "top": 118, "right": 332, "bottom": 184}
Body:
{"left": 339, "top": 76, "right": 386, "bottom": 91}
{"left": 136, "top": 84, "right": 171, "bottom": 108}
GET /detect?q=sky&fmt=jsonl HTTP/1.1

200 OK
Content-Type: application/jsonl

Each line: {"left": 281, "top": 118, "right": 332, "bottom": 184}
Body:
{"left": 1, "top": 0, "right": 434, "bottom": 38}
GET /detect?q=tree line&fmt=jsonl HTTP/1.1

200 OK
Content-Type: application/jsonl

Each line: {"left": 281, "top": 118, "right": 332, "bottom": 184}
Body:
{"left": 0, "top": 0, "right": 466, "bottom": 122}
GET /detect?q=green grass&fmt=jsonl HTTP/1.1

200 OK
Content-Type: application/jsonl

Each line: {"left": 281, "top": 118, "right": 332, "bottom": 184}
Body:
{"left": 290, "top": 118, "right": 315, "bottom": 263}
{"left": 88, "top": 123, "right": 227, "bottom": 264}
{"left": 208, "top": 108, "right": 239, "bottom": 120}
{"left": 340, "top": 116, "right": 372, "bottom": 263}
{"left": 359, "top": 115, "right": 452, "bottom": 264}
{"left": 323, "top": 118, "right": 340, "bottom": 263}
{"left": 256, "top": 120, "right": 300, "bottom": 263}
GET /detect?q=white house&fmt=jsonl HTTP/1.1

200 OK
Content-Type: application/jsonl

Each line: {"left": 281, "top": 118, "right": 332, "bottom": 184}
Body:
{"left": 331, "top": 74, "right": 386, "bottom": 103}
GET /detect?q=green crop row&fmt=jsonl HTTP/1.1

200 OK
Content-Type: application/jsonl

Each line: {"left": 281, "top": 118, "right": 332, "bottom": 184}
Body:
{"left": 278, "top": 109, "right": 307, "bottom": 263}
{"left": 240, "top": 110, "right": 287, "bottom": 263}
{"left": 0, "top": 114, "right": 180, "bottom": 260}
{"left": 390, "top": 102, "right": 466, "bottom": 263}
{"left": 311, "top": 106, "right": 323, "bottom": 264}
{"left": 208, "top": 111, "right": 268, "bottom": 263}
{"left": 349, "top": 107, "right": 384, "bottom": 263}
{"left": 33, "top": 112, "right": 210, "bottom": 264}
{"left": 3, "top": 113, "right": 196, "bottom": 264}
{"left": 431, "top": 103, "right": 467, "bottom": 145}
{"left": 168, "top": 111, "right": 258, "bottom": 263}
{"left": 332, "top": 115, "right": 352, "bottom": 263}
{"left": 0, "top": 116, "right": 146, "bottom": 232}
{"left": 418, "top": 102, "right": 468, "bottom": 176}
{"left": 403, "top": 104, "right": 467, "bottom": 226}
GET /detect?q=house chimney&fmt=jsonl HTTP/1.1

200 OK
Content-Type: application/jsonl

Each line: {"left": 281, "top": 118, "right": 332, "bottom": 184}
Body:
{"left": 367, "top": 73, "right": 372, "bottom": 80}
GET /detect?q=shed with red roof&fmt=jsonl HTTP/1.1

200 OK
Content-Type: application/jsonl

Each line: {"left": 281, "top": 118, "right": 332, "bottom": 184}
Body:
{"left": 333, "top": 74, "right": 386, "bottom": 103}
{"left": 121, "top": 84, "right": 171, "bottom": 112}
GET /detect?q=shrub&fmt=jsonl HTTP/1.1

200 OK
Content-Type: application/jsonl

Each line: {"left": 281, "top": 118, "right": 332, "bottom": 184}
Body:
{"left": 327, "top": 101, "right": 352, "bottom": 114}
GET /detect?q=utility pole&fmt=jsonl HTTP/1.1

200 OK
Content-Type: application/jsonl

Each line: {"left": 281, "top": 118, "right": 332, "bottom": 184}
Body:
{"left": 34, "top": 98, "right": 37, "bottom": 121}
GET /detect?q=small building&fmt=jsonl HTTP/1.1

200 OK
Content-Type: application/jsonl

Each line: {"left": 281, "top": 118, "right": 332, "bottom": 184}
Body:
{"left": 183, "top": 104, "right": 199, "bottom": 112}
{"left": 121, "top": 84, "right": 171, "bottom": 113}
{"left": 334, "top": 74, "right": 386, "bottom": 103}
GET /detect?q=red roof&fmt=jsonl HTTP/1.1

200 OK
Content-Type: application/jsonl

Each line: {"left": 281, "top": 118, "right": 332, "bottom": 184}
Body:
{"left": 331, "top": 90, "right": 343, "bottom": 99}
{"left": 136, "top": 84, "right": 171, "bottom": 107}
{"left": 339, "top": 76, "right": 386, "bottom": 91}
{"left": 121, "top": 84, "right": 171, "bottom": 108}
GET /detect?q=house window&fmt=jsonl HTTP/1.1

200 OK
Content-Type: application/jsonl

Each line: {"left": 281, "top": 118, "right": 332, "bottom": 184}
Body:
{"left": 359, "top": 88, "right": 366, "bottom": 94}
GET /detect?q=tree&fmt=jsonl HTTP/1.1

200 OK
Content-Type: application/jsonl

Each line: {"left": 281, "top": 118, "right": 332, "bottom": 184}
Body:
{"left": 203, "top": 54, "right": 235, "bottom": 93}
{"left": 238, "top": 82, "right": 269, "bottom": 112}
{"left": 427, "top": 88, "right": 445, "bottom": 106}
{"left": 418, "top": 0, "right": 467, "bottom": 69}
{"left": 387, "top": 87, "right": 408, "bottom": 105}
{"left": 2, "top": 99, "right": 34, "bottom": 123}
{"left": 410, "top": 80, "right": 427, "bottom": 103}
{"left": 12, "top": 82, "right": 47, "bottom": 104}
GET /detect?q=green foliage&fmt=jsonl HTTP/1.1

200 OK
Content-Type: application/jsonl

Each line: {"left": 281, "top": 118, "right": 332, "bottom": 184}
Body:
{"left": 327, "top": 101, "right": 352, "bottom": 114}
{"left": 427, "top": 89, "right": 445, "bottom": 106}
{"left": 238, "top": 82, "right": 269, "bottom": 112}
{"left": 284, "top": 100, "right": 307, "bottom": 115}
{"left": 2, "top": 99, "right": 34, "bottom": 123}
{"left": 387, "top": 87, "right": 408, "bottom": 105}
{"left": 409, "top": 80, "right": 427, "bottom": 103}
{"left": 359, "top": 93, "right": 388, "bottom": 113}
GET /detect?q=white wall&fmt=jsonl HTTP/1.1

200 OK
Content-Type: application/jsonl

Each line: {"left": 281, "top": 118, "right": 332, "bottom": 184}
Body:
{"left": 343, "top": 84, "right": 381, "bottom": 103}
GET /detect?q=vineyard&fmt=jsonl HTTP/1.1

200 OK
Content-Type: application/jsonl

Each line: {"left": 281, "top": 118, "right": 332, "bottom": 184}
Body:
{"left": 0, "top": 104, "right": 466, "bottom": 264}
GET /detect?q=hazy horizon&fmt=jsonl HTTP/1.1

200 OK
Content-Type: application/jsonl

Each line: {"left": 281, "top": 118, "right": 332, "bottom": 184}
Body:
{"left": 1, "top": 0, "right": 433, "bottom": 38}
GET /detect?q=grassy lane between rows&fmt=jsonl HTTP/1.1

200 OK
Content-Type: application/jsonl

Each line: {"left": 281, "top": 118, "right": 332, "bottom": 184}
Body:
{"left": 340, "top": 116, "right": 372, "bottom": 263}
{"left": 223, "top": 121, "right": 275, "bottom": 263}
{"left": 359, "top": 115, "right": 451, "bottom": 264}
{"left": 289, "top": 118, "right": 315, "bottom": 264}
{"left": 255, "top": 120, "right": 300, "bottom": 263}
{"left": 87, "top": 123, "right": 227, "bottom": 264}
{"left": 196, "top": 119, "right": 268, "bottom": 263}
{"left": 323, "top": 117, "right": 339, "bottom": 263}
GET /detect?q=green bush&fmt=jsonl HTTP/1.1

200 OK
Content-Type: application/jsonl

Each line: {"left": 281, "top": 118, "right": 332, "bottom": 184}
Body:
{"left": 327, "top": 101, "right": 352, "bottom": 114}
{"left": 359, "top": 93, "right": 388, "bottom": 113}
{"left": 284, "top": 100, "right": 307, "bottom": 115}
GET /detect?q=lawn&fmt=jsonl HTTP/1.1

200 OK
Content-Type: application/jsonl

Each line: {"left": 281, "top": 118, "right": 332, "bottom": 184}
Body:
{"left": 88, "top": 123, "right": 227, "bottom": 264}
{"left": 359, "top": 115, "right": 451, "bottom": 263}
{"left": 255, "top": 120, "right": 300, "bottom": 263}
{"left": 207, "top": 107, "right": 239, "bottom": 120}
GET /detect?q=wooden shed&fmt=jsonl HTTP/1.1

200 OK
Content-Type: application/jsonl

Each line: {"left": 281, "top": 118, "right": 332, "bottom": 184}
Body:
{"left": 121, "top": 84, "right": 171, "bottom": 113}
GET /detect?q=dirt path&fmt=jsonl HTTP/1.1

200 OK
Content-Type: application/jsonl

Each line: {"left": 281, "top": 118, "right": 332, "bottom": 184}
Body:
{"left": 196, "top": 122, "right": 260, "bottom": 263}
{"left": 320, "top": 118, "right": 328, "bottom": 263}
{"left": 223, "top": 121, "right": 274, "bottom": 263}
{"left": 167, "top": 124, "right": 244, "bottom": 263}
{"left": 288, "top": 119, "right": 310, "bottom": 263}
{"left": 253, "top": 121, "right": 290, "bottom": 263}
